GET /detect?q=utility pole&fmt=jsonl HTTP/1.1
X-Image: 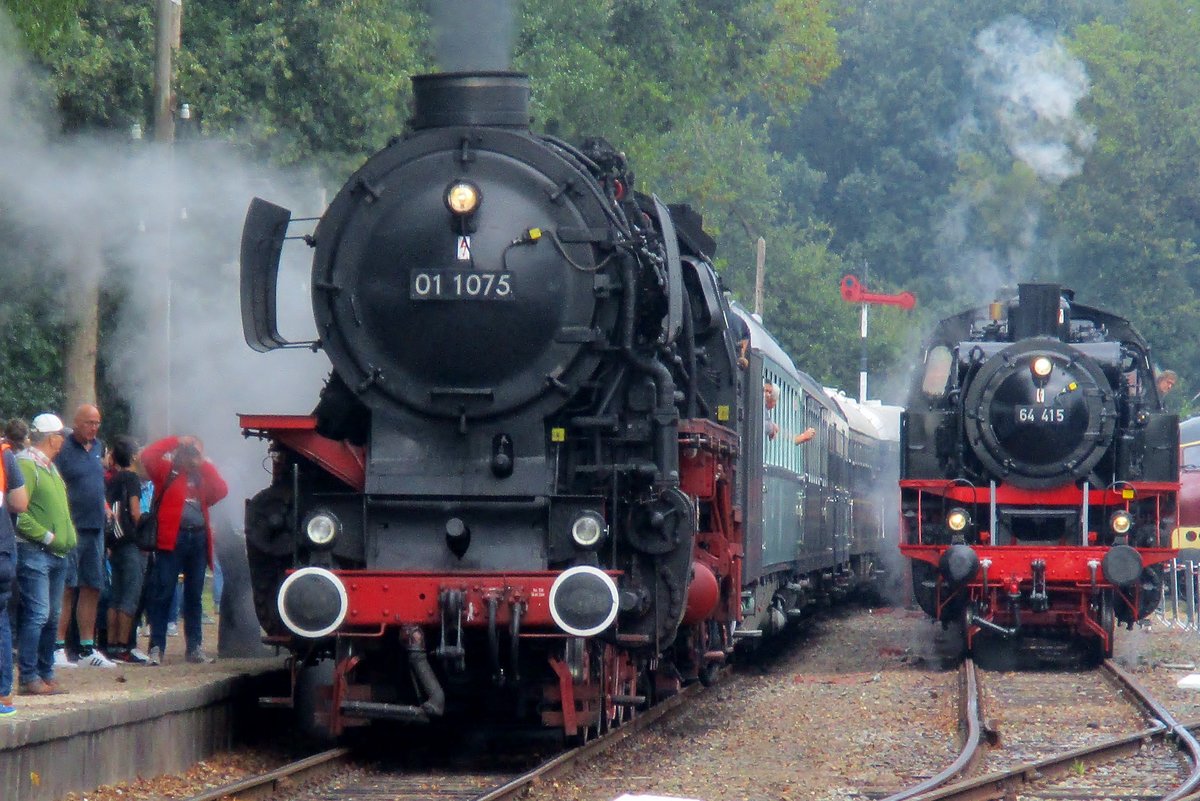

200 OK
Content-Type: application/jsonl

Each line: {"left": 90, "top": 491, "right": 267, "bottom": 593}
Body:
{"left": 753, "top": 236, "right": 766, "bottom": 317}
{"left": 150, "top": 0, "right": 182, "bottom": 435}
{"left": 153, "top": 0, "right": 181, "bottom": 144}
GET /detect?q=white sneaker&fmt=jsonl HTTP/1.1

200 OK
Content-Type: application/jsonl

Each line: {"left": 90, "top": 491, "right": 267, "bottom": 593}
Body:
{"left": 78, "top": 650, "right": 117, "bottom": 668}
{"left": 166, "top": 622, "right": 179, "bottom": 637}
{"left": 53, "top": 648, "right": 78, "bottom": 669}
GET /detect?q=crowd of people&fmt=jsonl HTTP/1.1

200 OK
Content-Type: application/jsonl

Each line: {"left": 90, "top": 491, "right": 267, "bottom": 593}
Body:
{"left": 0, "top": 405, "right": 228, "bottom": 718}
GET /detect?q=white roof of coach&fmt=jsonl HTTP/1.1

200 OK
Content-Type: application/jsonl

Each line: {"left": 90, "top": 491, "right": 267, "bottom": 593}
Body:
{"left": 861, "top": 399, "right": 903, "bottom": 442}
{"left": 824, "top": 391, "right": 904, "bottom": 444}
{"left": 824, "top": 389, "right": 879, "bottom": 437}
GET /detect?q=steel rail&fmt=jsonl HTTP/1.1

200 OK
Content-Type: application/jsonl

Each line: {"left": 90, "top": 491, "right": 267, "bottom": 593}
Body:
{"left": 878, "top": 659, "right": 985, "bottom": 801}
{"left": 180, "top": 747, "right": 353, "bottom": 801}
{"left": 897, "top": 659, "right": 1194, "bottom": 801}
{"left": 178, "top": 683, "right": 703, "bottom": 801}
{"left": 907, "top": 721, "right": 1167, "bottom": 801}
{"left": 475, "top": 682, "right": 701, "bottom": 801}
{"left": 1103, "top": 658, "right": 1200, "bottom": 801}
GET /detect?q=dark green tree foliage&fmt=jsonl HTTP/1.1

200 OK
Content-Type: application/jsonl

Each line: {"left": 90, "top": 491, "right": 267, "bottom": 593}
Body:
{"left": 13, "top": 1, "right": 154, "bottom": 132}
{"left": 177, "top": 0, "right": 429, "bottom": 174}
{"left": 0, "top": 303, "right": 67, "bottom": 420}
{"left": 1, "top": 0, "right": 82, "bottom": 58}
{"left": 1056, "top": 0, "right": 1200, "bottom": 405}
{"left": 514, "top": 0, "right": 837, "bottom": 163}
{"left": 778, "top": 0, "right": 1124, "bottom": 309}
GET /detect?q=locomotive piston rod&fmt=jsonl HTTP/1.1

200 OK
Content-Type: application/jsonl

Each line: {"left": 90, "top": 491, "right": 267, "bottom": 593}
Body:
{"left": 967, "top": 609, "right": 1020, "bottom": 639}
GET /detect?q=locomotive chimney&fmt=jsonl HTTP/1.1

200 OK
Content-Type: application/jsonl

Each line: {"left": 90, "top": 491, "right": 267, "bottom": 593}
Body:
{"left": 1012, "top": 283, "right": 1063, "bottom": 340}
{"left": 410, "top": 71, "right": 531, "bottom": 130}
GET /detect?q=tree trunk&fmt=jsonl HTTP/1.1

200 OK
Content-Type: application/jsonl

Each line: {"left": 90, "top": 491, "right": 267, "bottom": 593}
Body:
{"left": 64, "top": 250, "right": 102, "bottom": 414}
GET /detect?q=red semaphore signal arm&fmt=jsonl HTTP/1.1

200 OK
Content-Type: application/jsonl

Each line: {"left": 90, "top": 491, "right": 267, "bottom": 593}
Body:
{"left": 840, "top": 274, "right": 916, "bottom": 310}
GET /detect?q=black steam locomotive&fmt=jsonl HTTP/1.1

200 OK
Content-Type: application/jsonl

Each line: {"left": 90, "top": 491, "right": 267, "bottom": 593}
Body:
{"left": 900, "top": 283, "right": 1178, "bottom": 661}
{"left": 239, "top": 71, "right": 897, "bottom": 741}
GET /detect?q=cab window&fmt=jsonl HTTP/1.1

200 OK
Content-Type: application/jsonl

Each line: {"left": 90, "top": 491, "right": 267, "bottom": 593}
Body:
{"left": 922, "top": 345, "right": 953, "bottom": 397}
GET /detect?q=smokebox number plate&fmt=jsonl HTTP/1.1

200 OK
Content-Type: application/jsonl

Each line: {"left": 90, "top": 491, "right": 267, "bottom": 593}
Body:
{"left": 410, "top": 270, "right": 515, "bottom": 300}
{"left": 1016, "top": 405, "right": 1065, "bottom": 424}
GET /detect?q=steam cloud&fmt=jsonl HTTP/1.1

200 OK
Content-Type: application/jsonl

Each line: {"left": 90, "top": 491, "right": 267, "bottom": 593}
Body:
{"left": 430, "top": 0, "right": 515, "bottom": 72}
{"left": 0, "top": 11, "right": 342, "bottom": 655}
{"left": 0, "top": 16, "right": 328, "bottom": 527}
{"left": 971, "top": 16, "right": 1096, "bottom": 185}
{"left": 936, "top": 16, "right": 1095, "bottom": 297}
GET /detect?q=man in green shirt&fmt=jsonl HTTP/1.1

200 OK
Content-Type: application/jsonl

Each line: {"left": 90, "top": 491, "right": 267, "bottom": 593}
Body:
{"left": 15, "top": 413, "right": 77, "bottom": 694}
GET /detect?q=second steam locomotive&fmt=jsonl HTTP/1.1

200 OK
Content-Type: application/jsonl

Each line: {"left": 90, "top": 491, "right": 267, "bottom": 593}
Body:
{"left": 238, "top": 71, "right": 897, "bottom": 741}
{"left": 901, "top": 283, "right": 1178, "bottom": 661}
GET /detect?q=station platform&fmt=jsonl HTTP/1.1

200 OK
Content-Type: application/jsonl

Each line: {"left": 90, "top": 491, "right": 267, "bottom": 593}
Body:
{"left": 0, "top": 650, "right": 286, "bottom": 801}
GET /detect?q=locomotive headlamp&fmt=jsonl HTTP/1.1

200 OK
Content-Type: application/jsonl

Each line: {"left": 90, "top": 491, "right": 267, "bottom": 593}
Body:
{"left": 947, "top": 508, "right": 971, "bottom": 532}
{"left": 1110, "top": 510, "right": 1134, "bottom": 535}
{"left": 571, "top": 511, "right": 607, "bottom": 548}
{"left": 1031, "top": 356, "right": 1053, "bottom": 378}
{"left": 304, "top": 510, "right": 340, "bottom": 546}
{"left": 445, "top": 180, "right": 481, "bottom": 215}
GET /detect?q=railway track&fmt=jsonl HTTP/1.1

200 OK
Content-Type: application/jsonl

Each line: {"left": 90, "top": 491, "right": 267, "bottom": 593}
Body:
{"left": 882, "top": 659, "right": 1200, "bottom": 801}
{"left": 179, "top": 684, "right": 700, "bottom": 801}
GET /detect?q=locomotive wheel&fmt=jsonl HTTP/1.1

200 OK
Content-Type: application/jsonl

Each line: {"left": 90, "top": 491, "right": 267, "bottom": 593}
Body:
{"left": 245, "top": 483, "right": 294, "bottom": 637}
{"left": 567, "top": 721, "right": 600, "bottom": 747}
{"left": 1096, "top": 591, "right": 1116, "bottom": 661}
{"left": 696, "top": 622, "right": 722, "bottom": 686}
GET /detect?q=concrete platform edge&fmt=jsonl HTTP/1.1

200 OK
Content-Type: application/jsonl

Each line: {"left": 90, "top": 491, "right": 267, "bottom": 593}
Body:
{"left": 0, "top": 676, "right": 240, "bottom": 750}
{"left": 0, "top": 666, "right": 283, "bottom": 801}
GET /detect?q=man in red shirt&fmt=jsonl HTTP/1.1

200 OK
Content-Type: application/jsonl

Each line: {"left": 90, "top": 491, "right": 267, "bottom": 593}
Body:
{"left": 141, "top": 435, "right": 228, "bottom": 665}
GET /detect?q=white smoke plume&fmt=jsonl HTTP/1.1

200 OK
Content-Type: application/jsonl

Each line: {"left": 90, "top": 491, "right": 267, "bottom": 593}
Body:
{"left": 936, "top": 16, "right": 1094, "bottom": 297}
{"left": 971, "top": 16, "right": 1096, "bottom": 185}
{"left": 0, "top": 14, "right": 329, "bottom": 510}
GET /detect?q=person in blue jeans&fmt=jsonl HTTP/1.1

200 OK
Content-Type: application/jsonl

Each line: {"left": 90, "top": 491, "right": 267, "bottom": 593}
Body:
{"left": 141, "top": 435, "right": 228, "bottom": 665}
{"left": 0, "top": 438, "right": 30, "bottom": 714}
{"left": 167, "top": 581, "right": 181, "bottom": 636}
{"left": 14, "top": 414, "right": 77, "bottom": 694}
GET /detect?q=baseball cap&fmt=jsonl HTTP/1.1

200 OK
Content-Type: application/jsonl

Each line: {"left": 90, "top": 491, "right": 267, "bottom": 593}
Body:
{"left": 30, "top": 413, "right": 68, "bottom": 435}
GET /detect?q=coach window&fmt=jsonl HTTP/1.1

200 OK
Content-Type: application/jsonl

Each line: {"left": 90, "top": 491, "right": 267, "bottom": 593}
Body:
{"left": 821, "top": 410, "right": 831, "bottom": 480}
{"left": 811, "top": 399, "right": 820, "bottom": 472}
{"left": 764, "top": 369, "right": 780, "bottom": 466}
{"left": 786, "top": 385, "right": 797, "bottom": 473}
{"left": 922, "top": 345, "right": 953, "bottom": 398}
{"left": 781, "top": 382, "right": 790, "bottom": 471}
